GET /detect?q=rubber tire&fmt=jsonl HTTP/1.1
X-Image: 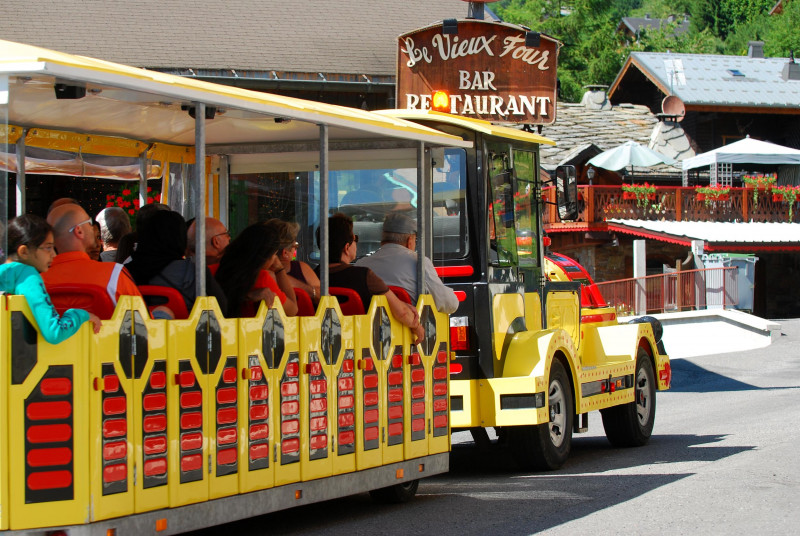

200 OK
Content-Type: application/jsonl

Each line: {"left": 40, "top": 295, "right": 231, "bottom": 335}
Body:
{"left": 509, "top": 359, "right": 574, "bottom": 471}
{"left": 369, "top": 479, "right": 419, "bottom": 504}
{"left": 601, "top": 348, "right": 657, "bottom": 447}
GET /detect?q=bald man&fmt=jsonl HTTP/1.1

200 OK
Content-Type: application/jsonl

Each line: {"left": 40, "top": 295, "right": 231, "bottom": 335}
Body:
{"left": 187, "top": 217, "right": 231, "bottom": 266}
{"left": 44, "top": 203, "right": 141, "bottom": 316}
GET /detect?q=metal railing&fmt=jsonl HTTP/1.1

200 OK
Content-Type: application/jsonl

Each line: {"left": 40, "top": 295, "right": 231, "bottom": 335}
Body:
{"left": 593, "top": 267, "right": 739, "bottom": 316}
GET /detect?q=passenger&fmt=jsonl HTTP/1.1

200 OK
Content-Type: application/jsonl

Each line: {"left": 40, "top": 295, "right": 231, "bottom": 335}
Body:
{"left": 96, "top": 207, "right": 132, "bottom": 262}
{"left": 215, "top": 221, "right": 298, "bottom": 318}
{"left": 318, "top": 213, "right": 423, "bottom": 343}
{"left": 47, "top": 197, "right": 79, "bottom": 215}
{"left": 115, "top": 202, "right": 171, "bottom": 264}
{"left": 0, "top": 214, "right": 101, "bottom": 342}
{"left": 87, "top": 221, "right": 103, "bottom": 261}
{"left": 356, "top": 213, "right": 458, "bottom": 314}
{"left": 187, "top": 217, "right": 231, "bottom": 267}
{"left": 125, "top": 210, "right": 227, "bottom": 314}
{"left": 44, "top": 203, "right": 142, "bottom": 314}
{"left": 272, "top": 219, "right": 321, "bottom": 305}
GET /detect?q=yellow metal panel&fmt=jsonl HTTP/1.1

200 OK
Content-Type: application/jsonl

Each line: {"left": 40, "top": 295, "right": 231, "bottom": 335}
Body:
{"left": 166, "top": 302, "right": 210, "bottom": 508}
{"left": 366, "top": 295, "right": 406, "bottom": 465}
{"left": 0, "top": 295, "right": 8, "bottom": 531}
{"left": 6, "top": 295, "right": 91, "bottom": 529}
{"left": 262, "top": 301, "right": 302, "bottom": 487}
{"left": 25, "top": 127, "right": 148, "bottom": 157}
{"left": 298, "top": 306, "right": 333, "bottom": 482}
{"left": 329, "top": 311, "right": 357, "bottom": 476}
{"left": 236, "top": 305, "right": 276, "bottom": 494}
{"left": 524, "top": 291, "right": 543, "bottom": 332}
{"left": 89, "top": 298, "right": 135, "bottom": 521}
{"left": 421, "top": 295, "right": 451, "bottom": 456}
{"left": 0, "top": 124, "right": 23, "bottom": 144}
{"left": 196, "top": 298, "right": 241, "bottom": 500}
{"left": 353, "top": 305, "right": 383, "bottom": 471}
{"left": 478, "top": 377, "right": 548, "bottom": 427}
{"left": 545, "top": 290, "right": 580, "bottom": 352}
{"left": 125, "top": 297, "right": 171, "bottom": 514}
{"left": 449, "top": 379, "right": 481, "bottom": 428}
{"left": 492, "top": 293, "right": 525, "bottom": 377}
{"left": 404, "top": 298, "right": 428, "bottom": 461}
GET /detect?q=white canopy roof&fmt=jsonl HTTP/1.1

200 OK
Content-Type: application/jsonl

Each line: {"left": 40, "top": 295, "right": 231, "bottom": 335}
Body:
{"left": 682, "top": 136, "right": 800, "bottom": 170}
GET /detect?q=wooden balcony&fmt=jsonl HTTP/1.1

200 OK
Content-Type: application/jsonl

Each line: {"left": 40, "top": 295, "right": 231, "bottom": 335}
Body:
{"left": 543, "top": 186, "right": 797, "bottom": 228}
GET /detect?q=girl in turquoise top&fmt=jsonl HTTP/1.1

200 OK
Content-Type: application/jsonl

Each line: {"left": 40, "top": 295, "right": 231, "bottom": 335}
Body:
{"left": 0, "top": 214, "right": 101, "bottom": 344}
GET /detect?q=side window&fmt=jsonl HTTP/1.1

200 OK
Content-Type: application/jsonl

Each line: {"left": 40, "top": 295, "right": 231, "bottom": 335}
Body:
{"left": 489, "top": 152, "right": 517, "bottom": 267}
{"left": 513, "top": 149, "right": 538, "bottom": 266}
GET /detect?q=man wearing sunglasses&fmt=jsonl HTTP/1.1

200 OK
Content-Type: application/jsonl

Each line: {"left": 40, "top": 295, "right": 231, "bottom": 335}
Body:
{"left": 187, "top": 217, "right": 232, "bottom": 267}
{"left": 44, "top": 203, "right": 142, "bottom": 317}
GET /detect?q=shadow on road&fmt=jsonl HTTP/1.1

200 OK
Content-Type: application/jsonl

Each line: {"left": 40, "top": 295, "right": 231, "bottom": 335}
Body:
{"left": 669, "top": 359, "right": 800, "bottom": 393}
{"left": 190, "top": 433, "right": 751, "bottom": 536}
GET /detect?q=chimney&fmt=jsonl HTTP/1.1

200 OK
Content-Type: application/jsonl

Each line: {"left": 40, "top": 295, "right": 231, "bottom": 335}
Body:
{"left": 580, "top": 85, "right": 611, "bottom": 111}
{"left": 748, "top": 41, "right": 765, "bottom": 58}
{"left": 782, "top": 51, "right": 800, "bottom": 81}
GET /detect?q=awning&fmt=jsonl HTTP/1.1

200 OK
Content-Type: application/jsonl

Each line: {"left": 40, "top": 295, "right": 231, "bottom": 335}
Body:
{"left": 606, "top": 219, "right": 800, "bottom": 252}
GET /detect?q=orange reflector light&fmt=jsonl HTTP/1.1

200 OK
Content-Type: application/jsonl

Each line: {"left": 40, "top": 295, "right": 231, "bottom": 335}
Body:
{"left": 396, "top": 468, "right": 404, "bottom": 479}
{"left": 431, "top": 90, "right": 450, "bottom": 111}
{"left": 155, "top": 518, "right": 167, "bottom": 532}
{"left": 295, "top": 489, "right": 303, "bottom": 499}
{"left": 418, "top": 463, "right": 425, "bottom": 473}
{"left": 107, "top": 529, "right": 117, "bottom": 536}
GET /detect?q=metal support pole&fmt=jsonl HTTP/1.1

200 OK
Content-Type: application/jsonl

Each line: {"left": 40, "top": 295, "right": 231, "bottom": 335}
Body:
{"left": 319, "top": 124, "right": 329, "bottom": 296}
{"left": 194, "top": 103, "right": 207, "bottom": 299}
{"left": 139, "top": 152, "right": 148, "bottom": 211}
{"left": 15, "top": 129, "right": 26, "bottom": 216}
{"left": 416, "top": 141, "right": 429, "bottom": 298}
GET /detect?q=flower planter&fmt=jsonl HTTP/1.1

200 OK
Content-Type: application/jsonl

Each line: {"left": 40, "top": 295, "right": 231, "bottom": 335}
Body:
{"left": 696, "top": 193, "right": 706, "bottom": 201}
{"left": 773, "top": 193, "right": 783, "bottom": 203}
{"left": 622, "top": 191, "right": 636, "bottom": 200}
{"left": 647, "top": 192, "right": 657, "bottom": 200}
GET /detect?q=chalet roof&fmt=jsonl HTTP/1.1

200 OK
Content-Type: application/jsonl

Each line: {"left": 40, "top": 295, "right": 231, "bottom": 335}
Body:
{"left": 617, "top": 16, "right": 689, "bottom": 37}
{"left": 609, "top": 51, "right": 800, "bottom": 111}
{"left": 0, "top": 0, "right": 469, "bottom": 76}
{"left": 539, "top": 102, "right": 662, "bottom": 170}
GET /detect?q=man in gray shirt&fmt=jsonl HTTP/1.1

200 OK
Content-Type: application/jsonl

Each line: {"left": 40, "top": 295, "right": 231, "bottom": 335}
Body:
{"left": 356, "top": 213, "right": 458, "bottom": 314}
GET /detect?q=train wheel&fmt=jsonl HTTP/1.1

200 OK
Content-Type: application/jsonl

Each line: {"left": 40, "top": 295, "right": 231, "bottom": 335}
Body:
{"left": 369, "top": 479, "right": 419, "bottom": 503}
{"left": 509, "top": 359, "right": 573, "bottom": 471}
{"left": 601, "top": 348, "right": 656, "bottom": 447}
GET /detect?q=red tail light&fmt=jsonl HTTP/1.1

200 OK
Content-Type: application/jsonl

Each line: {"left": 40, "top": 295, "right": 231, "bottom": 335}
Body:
{"left": 449, "top": 316, "right": 470, "bottom": 351}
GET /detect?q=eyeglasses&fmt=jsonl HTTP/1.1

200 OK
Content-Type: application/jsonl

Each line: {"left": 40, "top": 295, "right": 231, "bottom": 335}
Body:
{"left": 68, "top": 218, "right": 92, "bottom": 234}
{"left": 351, "top": 235, "right": 359, "bottom": 244}
{"left": 211, "top": 231, "right": 230, "bottom": 240}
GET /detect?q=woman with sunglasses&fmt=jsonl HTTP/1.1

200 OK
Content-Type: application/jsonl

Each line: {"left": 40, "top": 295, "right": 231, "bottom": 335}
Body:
{"left": 317, "top": 213, "right": 423, "bottom": 344}
{"left": 273, "top": 220, "right": 321, "bottom": 305}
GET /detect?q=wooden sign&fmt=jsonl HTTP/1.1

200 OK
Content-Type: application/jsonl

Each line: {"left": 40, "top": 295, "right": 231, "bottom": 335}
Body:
{"left": 397, "top": 20, "right": 559, "bottom": 124}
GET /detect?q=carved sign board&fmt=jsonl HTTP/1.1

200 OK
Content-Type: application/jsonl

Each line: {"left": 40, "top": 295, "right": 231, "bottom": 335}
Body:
{"left": 397, "top": 20, "right": 559, "bottom": 124}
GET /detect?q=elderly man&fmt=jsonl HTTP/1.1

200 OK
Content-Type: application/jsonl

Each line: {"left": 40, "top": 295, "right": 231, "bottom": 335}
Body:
{"left": 44, "top": 203, "right": 141, "bottom": 313}
{"left": 187, "top": 217, "right": 231, "bottom": 266}
{"left": 96, "top": 207, "right": 132, "bottom": 262}
{"left": 356, "top": 213, "right": 458, "bottom": 314}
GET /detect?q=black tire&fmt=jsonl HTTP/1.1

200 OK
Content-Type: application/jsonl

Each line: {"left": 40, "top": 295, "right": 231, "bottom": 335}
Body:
{"left": 509, "top": 359, "right": 574, "bottom": 471}
{"left": 601, "top": 348, "right": 657, "bottom": 447}
{"left": 369, "top": 479, "right": 419, "bottom": 504}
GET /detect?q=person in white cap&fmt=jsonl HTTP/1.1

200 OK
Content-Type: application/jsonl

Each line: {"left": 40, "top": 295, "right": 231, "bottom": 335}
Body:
{"left": 356, "top": 212, "right": 458, "bottom": 314}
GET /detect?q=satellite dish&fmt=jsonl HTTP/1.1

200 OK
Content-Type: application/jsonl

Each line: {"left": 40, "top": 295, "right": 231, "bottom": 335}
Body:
{"left": 661, "top": 95, "right": 686, "bottom": 122}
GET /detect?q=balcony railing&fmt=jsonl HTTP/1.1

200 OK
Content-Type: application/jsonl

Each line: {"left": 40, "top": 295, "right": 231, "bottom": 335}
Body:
{"left": 594, "top": 267, "right": 739, "bottom": 316}
{"left": 543, "top": 186, "right": 796, "bottom": 225}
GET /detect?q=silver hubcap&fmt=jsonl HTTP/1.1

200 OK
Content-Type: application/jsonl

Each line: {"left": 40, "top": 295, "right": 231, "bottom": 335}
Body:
{"left": 548, "top": 379, "right": 566, "bottom": 447}
{"left": 636, "top": 366, "right": 652, "bottom": 426}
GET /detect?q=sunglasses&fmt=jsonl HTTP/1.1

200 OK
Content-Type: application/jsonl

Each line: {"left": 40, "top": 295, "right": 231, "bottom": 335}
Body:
{"left": 68, "top": 218, "right": 92, "bottom": 234}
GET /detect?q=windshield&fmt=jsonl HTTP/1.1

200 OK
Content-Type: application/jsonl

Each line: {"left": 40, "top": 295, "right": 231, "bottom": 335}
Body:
{"left": 229, "top": 148, "right": 469, "bottom": 264}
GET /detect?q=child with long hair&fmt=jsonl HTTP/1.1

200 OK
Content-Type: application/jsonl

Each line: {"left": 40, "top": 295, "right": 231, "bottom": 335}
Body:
{"left": 0, "top": 214, "right": 101, "bottom": 343}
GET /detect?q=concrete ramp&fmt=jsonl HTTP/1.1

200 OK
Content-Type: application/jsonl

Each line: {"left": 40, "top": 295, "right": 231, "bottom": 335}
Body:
{"left": 626, "top": 310, "right": 781, "bottom": 359}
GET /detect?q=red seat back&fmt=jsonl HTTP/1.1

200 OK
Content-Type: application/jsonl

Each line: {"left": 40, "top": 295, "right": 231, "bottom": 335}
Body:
{"left": 293, "top": 287, "right": 316, "bottom": 316}
{"left": 388, "top": 285, "right": 413, "bottom": 305}
{"left": 329, "top": 286, "right": 365, "bottom": 315}
{"left": 47, "top": 283, "right": 116, "bottom": 319}
{"left": 139, "top": 285, "right": 190, "bottom": 319}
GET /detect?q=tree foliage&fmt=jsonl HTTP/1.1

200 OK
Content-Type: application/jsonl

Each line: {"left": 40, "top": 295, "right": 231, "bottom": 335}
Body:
{"left": 493, "top": 0, "right": 799, "bottom": 102}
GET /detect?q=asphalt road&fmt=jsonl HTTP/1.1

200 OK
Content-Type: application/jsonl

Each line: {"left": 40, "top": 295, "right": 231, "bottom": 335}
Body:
{"left": 192, "top": 319, "right": 800, "bottom": 535}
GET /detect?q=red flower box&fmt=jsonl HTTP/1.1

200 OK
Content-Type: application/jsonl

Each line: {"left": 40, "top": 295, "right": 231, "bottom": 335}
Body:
{"left": 717, "top": 194, "right": 729, "bottom": 201}
{"left": 697, "top": 193, "right": 706, "bottom": 201}
{"left": 622, "top": 192, "right": 636, "bottom": 200}
{"left": 773, "top": 193, "right": 783, "bottom": 202}
{"left": 647, "top": 193, "right": 657, "bottom": 200}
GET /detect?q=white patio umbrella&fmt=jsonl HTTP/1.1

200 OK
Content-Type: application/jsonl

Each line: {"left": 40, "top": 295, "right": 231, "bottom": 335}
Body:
{"left": 587, "top": 140, "right": 676, "bottom": 171}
